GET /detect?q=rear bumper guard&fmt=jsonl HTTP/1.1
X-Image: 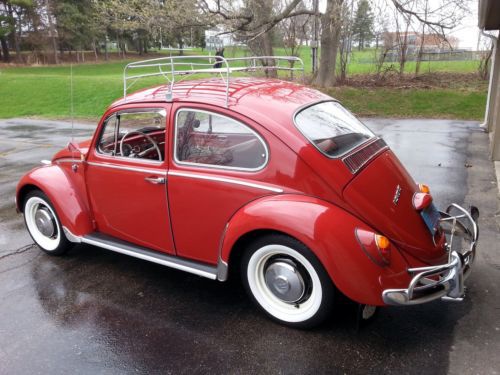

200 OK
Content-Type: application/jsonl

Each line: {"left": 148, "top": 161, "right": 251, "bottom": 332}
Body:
{"left": 382, "top": 203, "right": 478, "bottom": 306}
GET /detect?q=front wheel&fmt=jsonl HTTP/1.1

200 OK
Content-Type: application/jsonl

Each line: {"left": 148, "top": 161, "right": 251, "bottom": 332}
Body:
{"left": 241, "top": 234, "right": 335, "bottom": 329}
{"left": 23, "top": 190, "right": 73, "bottom": 255}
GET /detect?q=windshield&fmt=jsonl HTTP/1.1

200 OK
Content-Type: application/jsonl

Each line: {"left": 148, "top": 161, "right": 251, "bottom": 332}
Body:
{"left": 294, "top": 101, "right": 374, "bottom": 157}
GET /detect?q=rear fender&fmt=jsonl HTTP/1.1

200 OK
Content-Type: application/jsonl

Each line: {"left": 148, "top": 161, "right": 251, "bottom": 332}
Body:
{"left": 220, "top": 194, "right": 411, "bottom": 306}
{"left": 16, "top": 164, "right": 93, "bottom": 237}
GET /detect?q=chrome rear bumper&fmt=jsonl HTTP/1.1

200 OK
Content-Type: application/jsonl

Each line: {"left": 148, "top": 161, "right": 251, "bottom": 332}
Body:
{"left": 382, "top": 203, "right": 478, "bottom": 306}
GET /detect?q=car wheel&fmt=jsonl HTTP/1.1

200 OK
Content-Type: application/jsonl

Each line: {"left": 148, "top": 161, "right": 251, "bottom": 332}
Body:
{"left": 241, "top": 234, "right": 335, "bottom": 328}
{"left": 23, "top": 190, "right": 73, "bottom": 255}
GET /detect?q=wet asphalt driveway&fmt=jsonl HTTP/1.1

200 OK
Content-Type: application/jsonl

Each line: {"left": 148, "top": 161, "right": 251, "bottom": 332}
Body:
{"left": 0, "top": 118, "right": 499, "bottom": 374}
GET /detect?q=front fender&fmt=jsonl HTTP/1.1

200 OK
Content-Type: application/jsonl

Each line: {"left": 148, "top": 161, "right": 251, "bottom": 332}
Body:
{"left": 221, "top": 194, "right": 411, "bottom": 306}
{"left": 16, "top": 164, "right": 93, "bottom": 237}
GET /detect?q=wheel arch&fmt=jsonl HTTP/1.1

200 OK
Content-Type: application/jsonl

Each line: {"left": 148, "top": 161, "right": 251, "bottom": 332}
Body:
{"left": 220, "top": 194, "right": 411, "bottom": 306}
{"left": 16, "top": 165, "right": 93, "bottom": 237}
{"left": 17, "top": 183, "right": 41, "bottom": 212}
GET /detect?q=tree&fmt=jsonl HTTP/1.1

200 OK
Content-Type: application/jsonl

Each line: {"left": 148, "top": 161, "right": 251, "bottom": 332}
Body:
{"left": 0, "top": 0, "right": 33, "bottom": 62}
{"left": 352, "top": 0, "right": 374, "bottom": 50}
{"left": 0, "top": 12, "right": 10, "bottom": 61}
{"left": 314, "top": 0, "right": 344, "bottom": 86}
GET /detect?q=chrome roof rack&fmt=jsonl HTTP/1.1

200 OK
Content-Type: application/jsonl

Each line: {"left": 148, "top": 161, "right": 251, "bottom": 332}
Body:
{"left": 123, "top": 55, "right": 305, "bottom": 107}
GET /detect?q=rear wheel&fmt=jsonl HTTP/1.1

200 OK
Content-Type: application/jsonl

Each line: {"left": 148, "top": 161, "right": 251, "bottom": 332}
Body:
{"left": 241, "top": 234, "right": 335, "bottom": 328}
{"left": 23, "top": 190, "right": 73, "bottom": 255}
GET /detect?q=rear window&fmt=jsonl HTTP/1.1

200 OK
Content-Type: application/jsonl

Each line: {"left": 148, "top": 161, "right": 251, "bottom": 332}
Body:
{"left": 294, "top": 101, "right": 374, "bottom": 157}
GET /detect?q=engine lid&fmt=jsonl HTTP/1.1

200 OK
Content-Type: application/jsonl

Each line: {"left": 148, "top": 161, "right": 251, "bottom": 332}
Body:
{"left": 342, "top": 150, "right": 445, "bottom": 263}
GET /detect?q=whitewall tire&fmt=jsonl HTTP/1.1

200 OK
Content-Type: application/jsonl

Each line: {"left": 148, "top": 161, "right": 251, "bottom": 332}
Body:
{"left": 242, "top": 234, "right": 335, "bottom": 328}
{"left": 23, "top": 190, "right": 72, "bottom": 255}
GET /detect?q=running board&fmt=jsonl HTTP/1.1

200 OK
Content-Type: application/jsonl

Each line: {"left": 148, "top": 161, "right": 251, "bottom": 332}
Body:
{"left": 80, "top": 232, "right": 218, "bottom": 280}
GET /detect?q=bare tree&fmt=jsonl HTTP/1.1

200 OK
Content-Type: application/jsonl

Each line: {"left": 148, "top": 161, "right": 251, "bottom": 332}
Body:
{"left": 314, "top": 0, "right": 344, "bottom": 86}
{"left": 478, "top": 36, "right": 494, "bottom": 80}
{"left": 393, "top": 3, "right": 413, "bottom": 76}
{"left": 414, "top": 0, "right": 429, "bottom": 76}
{"left": 338, "top": 1, "right": 353, "bottom": 83}
{"left": 278, "top": 1, "right": 311, "bottom": 77}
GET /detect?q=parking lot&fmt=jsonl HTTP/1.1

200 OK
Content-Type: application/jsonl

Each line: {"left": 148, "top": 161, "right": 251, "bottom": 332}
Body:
{"left": 0, "top": 118, "right": 499, "bottom": 374}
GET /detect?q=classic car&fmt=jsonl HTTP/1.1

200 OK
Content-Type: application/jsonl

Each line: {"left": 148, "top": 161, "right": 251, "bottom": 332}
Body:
{"left": 16, "top": 56, "right": 479, "bottom": 328}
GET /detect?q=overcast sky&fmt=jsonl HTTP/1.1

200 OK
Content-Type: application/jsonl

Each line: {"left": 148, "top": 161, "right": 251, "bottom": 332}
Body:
{"left": 449, "top": 2, "right": 480, "bottom": 49}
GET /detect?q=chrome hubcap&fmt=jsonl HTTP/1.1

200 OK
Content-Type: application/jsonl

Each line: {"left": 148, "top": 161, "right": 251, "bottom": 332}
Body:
{"left": 34, "top": 207, "right": 55, "bottom": 237}
{"left": 264, "top": 259, "right": 306, "bottom": 303}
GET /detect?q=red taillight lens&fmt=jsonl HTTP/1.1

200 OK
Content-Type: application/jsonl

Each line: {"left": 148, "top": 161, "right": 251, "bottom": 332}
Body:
{"left": 355, "top": 228, "right": 391, "bottom": 267}
{"left": 413, "top": 192, "right": 433, "bottom": 210}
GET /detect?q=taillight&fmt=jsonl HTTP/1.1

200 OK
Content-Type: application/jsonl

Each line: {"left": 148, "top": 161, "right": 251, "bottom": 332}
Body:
{"left": 355, "top": 228, "right": 391, "bottom": 267}
{"left": 413, "top": 192, "right": 433, "bottom": 210}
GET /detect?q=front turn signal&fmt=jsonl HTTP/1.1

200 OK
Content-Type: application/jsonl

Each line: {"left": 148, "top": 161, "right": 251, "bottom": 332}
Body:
{"left": 355, "top": 228, "right": 391, "bottom": 267}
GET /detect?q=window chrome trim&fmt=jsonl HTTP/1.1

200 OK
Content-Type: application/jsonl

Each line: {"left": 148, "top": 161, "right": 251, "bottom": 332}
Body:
{"left": 169, "top": 170, "right": 283, "bottom": 193}
{"left": 55, "top": 158, "right": 82, "bottom": 164}
{"left": 173, "top": 108, "right": 269, "bottom": 172}
{"left": 292, "top": 99, "right": 375, "bottom": 160}
{"left": 87, "top": 161, "right": 166, "bottom": 175}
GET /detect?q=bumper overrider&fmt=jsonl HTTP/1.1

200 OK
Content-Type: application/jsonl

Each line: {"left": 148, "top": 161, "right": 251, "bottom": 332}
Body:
{"left": 382, "top": 203, "right": 479, "bottom": 306}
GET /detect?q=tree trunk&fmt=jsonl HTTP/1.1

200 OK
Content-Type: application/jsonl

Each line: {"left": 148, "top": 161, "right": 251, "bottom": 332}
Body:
{"left": 415, "top": 1, "right": 428, "bottom": 76}
{"left": 6, "top": 3, "right": 21, "bottom": 62}
{"left": 92, "top": 41, "right": 98, "bottom": 62}
{"left": 314, "top": 0, "right": 343, "bottom": 87}
{"left": 45, "top": 0, "right": 59, "bottom": 64}
{"left": 104, "top": 35, "right": 109, "bottom": 61}
{"left": 0, "top": 37, "right": 10, "bottom": 62}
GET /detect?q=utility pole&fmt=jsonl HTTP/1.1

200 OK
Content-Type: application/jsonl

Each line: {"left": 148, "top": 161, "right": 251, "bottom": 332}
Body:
{"left": 311, "top": 0, "right": 319, "bottom": 74}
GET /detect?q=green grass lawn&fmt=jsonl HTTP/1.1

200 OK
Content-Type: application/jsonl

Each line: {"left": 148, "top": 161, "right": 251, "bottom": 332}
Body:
{"left": 328, "top": 87, "right": 486, "bottom": 120}
{"left": 0, "top": 47, "right": 487, "bottom": 121}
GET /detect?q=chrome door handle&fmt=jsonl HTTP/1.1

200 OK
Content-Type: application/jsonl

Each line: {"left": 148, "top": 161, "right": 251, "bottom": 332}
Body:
{"left": 145, "top": 176, "right": 166, "bottom": 185}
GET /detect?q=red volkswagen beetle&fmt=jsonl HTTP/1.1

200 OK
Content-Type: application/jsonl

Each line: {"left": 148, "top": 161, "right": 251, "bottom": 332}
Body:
{"left": 16, "top": 57, "right": 479, "bottom": 328}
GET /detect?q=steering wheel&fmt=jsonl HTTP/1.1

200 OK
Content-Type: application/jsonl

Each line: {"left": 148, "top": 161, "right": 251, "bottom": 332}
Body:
{"left": 119, "top": 130, "right": 162, "bottom": 161}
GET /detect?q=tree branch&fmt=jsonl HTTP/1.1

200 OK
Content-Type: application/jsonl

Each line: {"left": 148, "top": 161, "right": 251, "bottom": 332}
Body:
{"left": 390, "top": 0, "right": 453, "bottom": 30}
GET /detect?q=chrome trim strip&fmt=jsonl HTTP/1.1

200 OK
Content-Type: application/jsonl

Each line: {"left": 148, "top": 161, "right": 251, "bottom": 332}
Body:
{"left": 217, "top": 222, "right": 230, "bottom": 281}
{"left": 173, "top": 108, "right": 269, "bottom": 172}
{"left": 94, "top": 150, "right": 164, "bottom": 165}
{"left": 56, "top": 158, "right": 82, "bottom": 164}
{"left": 87, "top": 161, "right": 166, "bottom": 175}
{"left": 169, "top": 170, "right": 283, "bottom": 193}
{"left": 62, "top": 226, "right": 82, "bottom": 243}
{"left": 41, "top": 159, "right": 52, "bottom": 165}
{"left": 81, "top": 236, "right": 217, "bottom": 280}
{"left": 61, "top": 227, "right": 217, "bottom": 280}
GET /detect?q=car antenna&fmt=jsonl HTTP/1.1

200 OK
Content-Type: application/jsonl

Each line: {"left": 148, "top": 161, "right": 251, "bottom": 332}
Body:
{"left": 69, "top": 63, "right": 80, "bottom": 170}
{"left": 70, "top": 63, "right": 74, "bottom": 145}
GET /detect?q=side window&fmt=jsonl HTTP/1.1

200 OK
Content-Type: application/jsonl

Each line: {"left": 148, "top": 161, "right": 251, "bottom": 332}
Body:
{"left": 175, "top": 110, "right": 268, "bottom": 170}
{"left": 97, "top": 109, "right": 166, "bottom": 162}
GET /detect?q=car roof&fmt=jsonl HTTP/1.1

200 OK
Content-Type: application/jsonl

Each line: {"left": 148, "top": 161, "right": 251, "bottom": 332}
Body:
{"left": 109, "top": 77, "right": 332, "bottom": 128}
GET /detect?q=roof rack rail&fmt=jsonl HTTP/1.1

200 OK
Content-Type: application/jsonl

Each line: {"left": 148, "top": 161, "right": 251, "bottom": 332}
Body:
{"left": 123, "top": 55, "right": 305, "bottom": 107}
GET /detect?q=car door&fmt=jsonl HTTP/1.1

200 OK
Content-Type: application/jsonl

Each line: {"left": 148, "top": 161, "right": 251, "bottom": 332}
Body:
{"left": 168, "top": 104, "right": 276, "bottom": 264}
{"left": 85, "top": 105, "right": 175, "bottom": 254}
